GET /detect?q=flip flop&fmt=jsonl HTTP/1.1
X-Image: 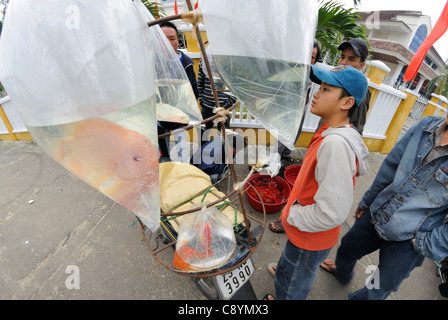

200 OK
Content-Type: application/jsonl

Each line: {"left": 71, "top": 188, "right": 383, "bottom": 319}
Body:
{"left": 320, "top": 259, "right": 336, "bottom": 275}
{"left": 269, "top": 220, "right": 285, "bottom": 233}
{"left": 267, "top": 262, "right": 277, "bottom": 278}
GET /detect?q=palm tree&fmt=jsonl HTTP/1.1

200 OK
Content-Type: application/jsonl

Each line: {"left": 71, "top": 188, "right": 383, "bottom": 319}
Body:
{"left": 425, "top": 61, "right": 448, "bottom": 97}
{"left": 317, "top": 0, "right": 367, "bottom": 65}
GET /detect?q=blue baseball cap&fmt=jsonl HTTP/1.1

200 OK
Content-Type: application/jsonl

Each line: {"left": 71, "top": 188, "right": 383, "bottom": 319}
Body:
{"left": 310, "top": 65, "right": 368, "bottom": 108}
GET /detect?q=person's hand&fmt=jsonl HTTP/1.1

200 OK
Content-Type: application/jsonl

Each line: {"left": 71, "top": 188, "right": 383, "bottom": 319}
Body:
{"left": 354, "top": 206, "right": 365, "bottom": 219}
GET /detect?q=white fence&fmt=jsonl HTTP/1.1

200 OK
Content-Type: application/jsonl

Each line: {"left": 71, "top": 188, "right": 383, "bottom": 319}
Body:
{"left": 409, "top": 95, "right": 429, "bottom": 121}
{"left": 229, "top": 105, "right": 264, "bottom": 129}
{"left": 397, "top": 92, "right": 447, "bottom": 142}
{"left": 1, "top": 78, "right": 440, "bottom": 148}
{"left": 362, "top": 82, "right": 407, "bottom": 140}
{"left": 229, "top": 83, "right": 320, "bottom": 132}
{"left": 230, "top": 79, "right": 408, "bottom": 141}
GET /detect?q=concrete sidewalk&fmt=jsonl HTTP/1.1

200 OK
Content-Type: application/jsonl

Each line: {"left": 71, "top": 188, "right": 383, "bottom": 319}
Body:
{"left": 0, "top": 141, "right": 446, "bottom": 300}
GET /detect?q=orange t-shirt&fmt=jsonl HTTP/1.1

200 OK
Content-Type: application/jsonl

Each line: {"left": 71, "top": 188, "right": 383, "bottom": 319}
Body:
{"left": 281, "top": 124, "right": 357, "bottom": 251}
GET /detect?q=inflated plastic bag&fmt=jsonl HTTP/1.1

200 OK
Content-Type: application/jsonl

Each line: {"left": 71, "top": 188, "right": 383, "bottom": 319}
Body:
{"left": 173, "top": 205, "right": 237, "bottom": 272}
{"left": 0, "top": 1, "right": 161, "bottom": 231}
{"left": 200, "top": 45, "right": 230, "bottom": 94}
{"left": 199, "top": 0, "right": 318, "bottom": 149}
{"left": 134, "top": 1, "right": 202, "bottom": 124}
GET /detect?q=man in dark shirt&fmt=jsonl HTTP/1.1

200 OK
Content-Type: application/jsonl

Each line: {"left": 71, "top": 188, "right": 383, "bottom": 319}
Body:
{"left": 160, "top": 21, "right": 198, "bottom": 99}
{"left": 158, "top": 21, "right": 199, "bottom": 159}
{"left": 337, "top": 38, "right": 371, "bottom": 135}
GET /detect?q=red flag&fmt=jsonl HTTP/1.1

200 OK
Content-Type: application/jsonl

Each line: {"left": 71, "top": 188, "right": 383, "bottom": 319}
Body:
{"left": 174, "top": 0, "right": 178, "bottom": 14}
{"left": 404, "top": 0, "right": 448, "bottom": 81}
{"left": 194, "top": 1, "right": 199, "bottom": 9}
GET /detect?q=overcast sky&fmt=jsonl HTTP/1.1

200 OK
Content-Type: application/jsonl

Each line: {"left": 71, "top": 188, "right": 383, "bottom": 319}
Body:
{"left": 337, "top": 0, "right": 448, "bottom": 61}
{"left": 1, "top": 0, "right": 446, "bottom": 60}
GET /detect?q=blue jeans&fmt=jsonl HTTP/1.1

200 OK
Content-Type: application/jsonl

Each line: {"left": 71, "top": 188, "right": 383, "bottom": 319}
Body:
{"left": 333, "top": 211, "right": 425, "bottom": 299}
{"left": 274, "top": 240, "right": 331, "bottom": 300}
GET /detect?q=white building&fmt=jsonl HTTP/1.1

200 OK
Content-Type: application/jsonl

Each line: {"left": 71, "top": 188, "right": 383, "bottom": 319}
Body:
{"left": 359, "top": 10, "right": 446, "bottom": 95}
{"left": 156, "top": 4, "right": 445, "bottom": 97}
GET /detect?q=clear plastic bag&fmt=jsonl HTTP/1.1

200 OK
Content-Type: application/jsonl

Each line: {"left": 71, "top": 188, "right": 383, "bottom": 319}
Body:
{"left": 0, "top": 0, "right": 155, "bottom": 127}
{"left": 248, "top": 149, "right": 282, "bottom": 178}
{"left": 0, "top": 1, "right": 161, "bottom": 231}
{"left": 173, "top": 205, "right": 237, "bottom": 272}
{"left": 135, "top": 0, "right": 202, "bottom": 125}
{"left": 199, "top": 0, "right": 318, "bottom": 149}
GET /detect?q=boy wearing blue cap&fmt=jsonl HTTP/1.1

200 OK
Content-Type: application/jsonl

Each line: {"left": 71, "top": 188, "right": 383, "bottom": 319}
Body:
{"left": 265, "top": 65, "right": 369, "bottom": 300}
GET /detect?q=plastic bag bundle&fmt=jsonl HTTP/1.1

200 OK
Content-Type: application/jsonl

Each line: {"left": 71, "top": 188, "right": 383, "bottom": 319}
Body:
{"left": 173, "top": 205, "right": 237, "bottom": 272}
{"left": 135, "top": 1, "right": 202, "bottom": 125}
{"left": 198, "top": 0, "right": 318, "bottom": 149}
{"left": 248, "top": 148, "right": 281, "bottom": 178}
{"left": 0, "top": 1, "right": 161, "bottom": 231}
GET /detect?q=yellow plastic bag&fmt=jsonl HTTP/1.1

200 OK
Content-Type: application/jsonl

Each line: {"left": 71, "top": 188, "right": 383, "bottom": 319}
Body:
{"left": 159, "top": 162, "right": 245, "bottom": 233}
{"left": 159, "top": 162, "right": 212, "bottom": 213}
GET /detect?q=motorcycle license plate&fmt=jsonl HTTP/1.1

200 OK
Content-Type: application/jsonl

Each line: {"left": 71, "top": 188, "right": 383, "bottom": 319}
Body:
{"left": 214, "top": 258, "right": 255, "bottom": 300}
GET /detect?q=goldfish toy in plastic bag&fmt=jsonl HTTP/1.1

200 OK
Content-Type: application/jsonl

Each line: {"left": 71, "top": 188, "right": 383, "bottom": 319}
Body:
{"left": 173, "top": 205, "right": 236, "bottom": 272}
{"left": 0, "top": 1, "right": 161, "bottom": 231}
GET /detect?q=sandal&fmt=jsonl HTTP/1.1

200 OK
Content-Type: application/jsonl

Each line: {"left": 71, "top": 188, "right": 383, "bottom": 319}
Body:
{"left": 262, "top": 293, "right": 276, "bottom": 300}
{"left": 269, "top": 220, "right": 285, "bottom": 233}
{"left": 267, "top": 262, "right": 277, "bottom": 278}
{"left": 320, "top": 259, "right": 336, "bottom": 275}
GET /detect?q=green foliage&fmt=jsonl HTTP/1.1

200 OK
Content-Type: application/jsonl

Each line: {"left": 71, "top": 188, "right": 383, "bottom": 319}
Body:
{"left": 317, "top": 0, "right": 368, "bottom": 65}
{"left": 141, "top": 0, "right": 166, "bottom": 18}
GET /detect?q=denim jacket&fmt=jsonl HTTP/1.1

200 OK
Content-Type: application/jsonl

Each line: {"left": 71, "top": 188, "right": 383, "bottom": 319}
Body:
{"left": 359, "top": 116, "right": 448, "bottom": 262}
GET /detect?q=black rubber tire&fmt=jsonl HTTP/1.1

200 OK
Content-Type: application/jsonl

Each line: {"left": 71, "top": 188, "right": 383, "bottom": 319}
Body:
{"left": 195, "top": 277, "right": 220, "bottom": 300}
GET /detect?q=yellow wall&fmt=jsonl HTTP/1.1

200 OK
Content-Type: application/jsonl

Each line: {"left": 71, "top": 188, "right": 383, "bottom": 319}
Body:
{"left": 0, "top": 105, "right": 33, "bottom": 141}
{"left": 183, "top": 29, "right": 207, "bottom": 78}
{"left": 368, "top": 67, "right": 388, "bottom": 86}
{"left": 377, "top": 91, "right": 418, "bottom": 154}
